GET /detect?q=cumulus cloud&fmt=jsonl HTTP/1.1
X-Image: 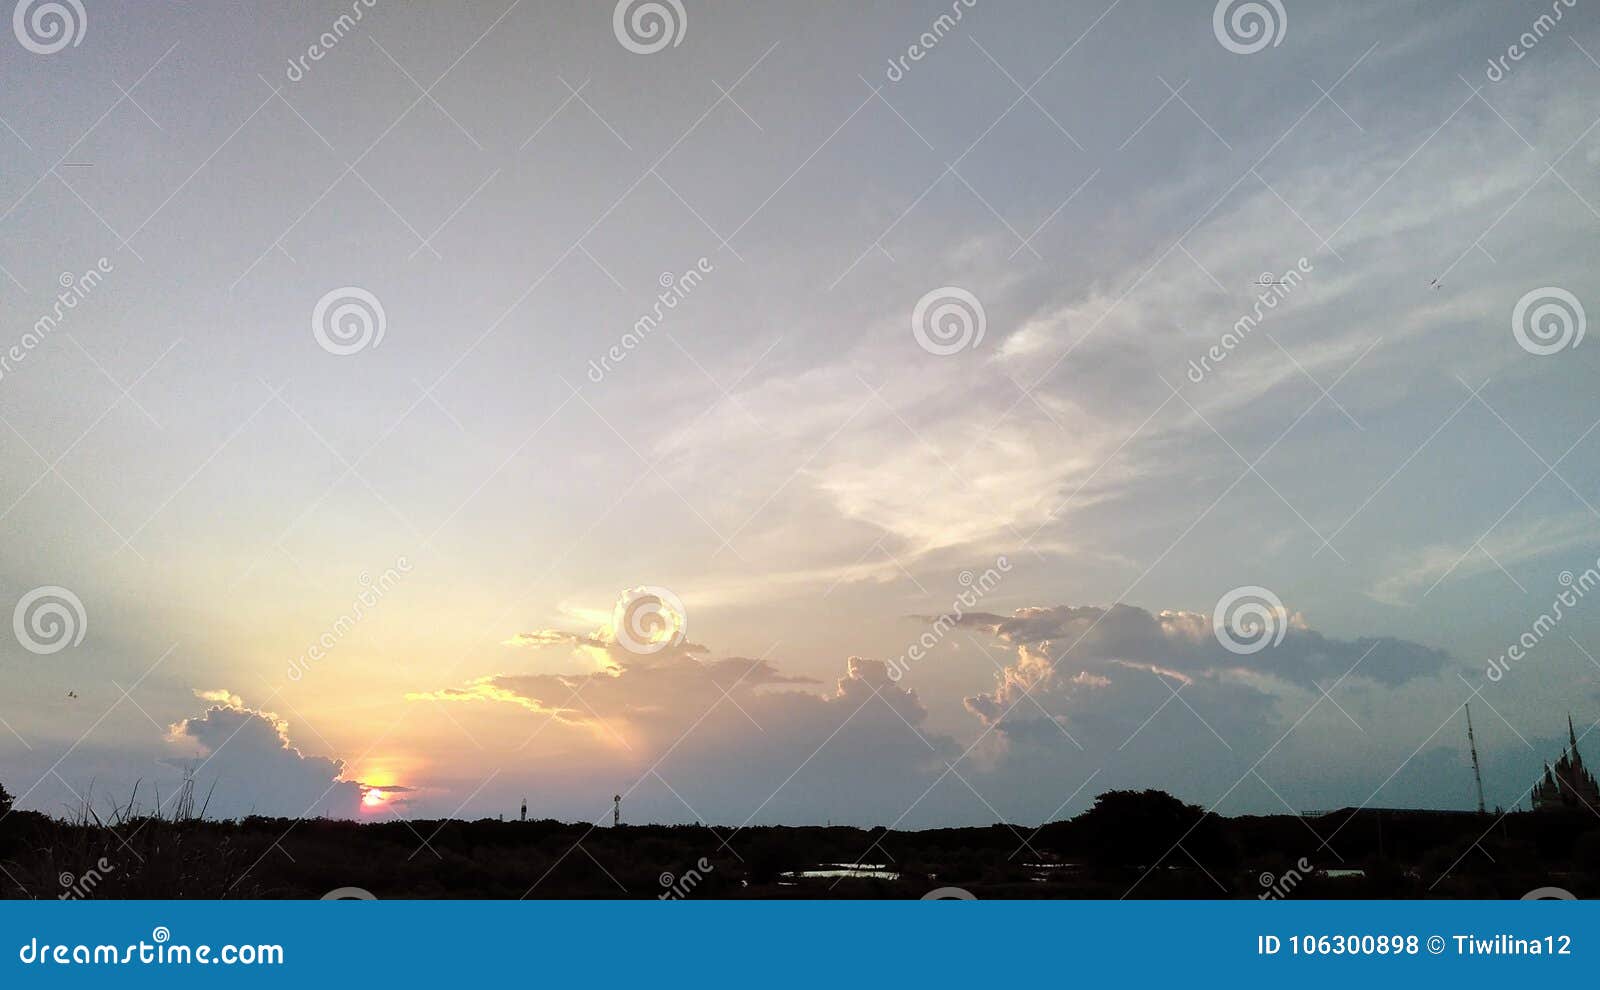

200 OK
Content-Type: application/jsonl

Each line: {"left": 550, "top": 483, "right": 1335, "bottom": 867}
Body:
{"left": 401, "top": 593, "right": 1463, "bottom": 822}
{"left": 165, "top": 692, "right": 367, "bottom": 820}
{"left": 927, "top": 602, "right": 1456, "bottom": 816}
{"left": 409, "top": 595, "right": 958, "bottom": 822}
{"left": 1004, "top": 660, "right": 1279, "bottom": 751}
{"left": 192, "top": 688, "right": 245, "bottom": 709}
{"left": 954, "top": 603, "right": 1449, "bottom": 705}
{"left": 413, "top": 609, "right": 855, "bottom": 752}
{"left": 945, "top": 601, "right": 1452, "bottom": 787}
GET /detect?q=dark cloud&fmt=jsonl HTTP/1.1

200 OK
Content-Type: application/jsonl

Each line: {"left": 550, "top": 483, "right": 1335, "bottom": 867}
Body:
{"left": 942, "top": 603, "right": 1458, "bottom": 817}
{"left": 953, "top": 603, "right": 1449, "bottom": 692}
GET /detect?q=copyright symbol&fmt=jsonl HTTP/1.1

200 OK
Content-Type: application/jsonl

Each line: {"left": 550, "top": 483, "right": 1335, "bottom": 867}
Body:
{"left": 1427, "top": 935, "right": 1445, "bottom": 955}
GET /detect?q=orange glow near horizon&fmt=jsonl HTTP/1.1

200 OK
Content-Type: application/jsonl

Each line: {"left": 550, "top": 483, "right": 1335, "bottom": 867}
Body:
{"left": 360, "top": 768, "right": 396, "bottom": 812}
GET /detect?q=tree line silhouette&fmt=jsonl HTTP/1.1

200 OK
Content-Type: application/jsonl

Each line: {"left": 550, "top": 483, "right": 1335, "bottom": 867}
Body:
{"left": 2, "top": 782, "right": 1595, "bottom": 898}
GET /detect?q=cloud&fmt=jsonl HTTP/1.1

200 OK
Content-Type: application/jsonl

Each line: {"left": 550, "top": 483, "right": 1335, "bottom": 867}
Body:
{"left": 937, "top": 602, "right": 1456, "bottom": 816}
{"left": 949, "top": 602, "right": 1453, "bottom": 788}
{"left": 401, "top": 592, "right": 1462, "bottom": 823}
{"left": 409, "top": 594, "right": 958, "bottom": 823}
{"left": 192, "top": 688, "right": 245, "bottom": 709}
{"left": 165, "top": 692, "right": 366, "bottom": 820}
{"left": 497, "top": 589, "right": 711, "bottom": 668}
{"left": 1368, "top": 513, "right": 1598, "bottom": 606}
{"left": 953, "top": 603, "right": 1449, "bottom": 701}
{"left": 502, "top": 630, "right": 593, "bottom": 648}
{"left": 412, "top": 615, "right": 824, "bottom": 751}
{"left": 615, "top": 35, "right": 1600, "bottom": 626}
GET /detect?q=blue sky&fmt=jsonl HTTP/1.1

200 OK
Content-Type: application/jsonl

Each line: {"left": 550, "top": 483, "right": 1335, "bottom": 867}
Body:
{"left": 2, "top": 0, "right": 1599, "bottom": 829}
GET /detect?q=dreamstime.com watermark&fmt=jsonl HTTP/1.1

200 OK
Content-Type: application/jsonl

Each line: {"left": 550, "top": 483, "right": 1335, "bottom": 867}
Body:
{"left": 1213, "top": 585, "right": 1288, "bottom": 656}
{"left": 1, "top": 258, "right": 113, "bottom": 386}
{"left": 1258, "top": 857, "right": 1313, "bottom": 900}
{"left": 12, "top": 0, "right": 86, "bottom": 55}
{"left": 585, "top": 259, "right": 713, "bottom": 383}
{"left": 286, "top": 558, "right": 410, "bottom": 681}
{"left": 312, "top": 286, "right": 386, "bottom": 356}
{"left": 284, "top": 0, "right": 378, "bottom": 82}
{"left": 18, "top": 929, "right": 283, "bottom": 967}
{"left": 911, "top": 286, "right": 986, "bottom": 356}
{"left": 887, "top": 555, "right": 1011, "bottom": 682}
{"left": 1185, "top": 258, "right": 1312, "bottom": 384}
{"left": 1484, "top": 0, "right": 1578, "bottom": 83}
{"left": 58, "top": 858, "right": 115, "bottom": 900}
{"left": 658, "top": 857, "right": 713, "bottom": 899}
{"left": 1511, "top": 286, "right": 1585, "bottom": 356}
{"left": 883, "top": 0, "right": 978, "bottom": 83}
{"left": 612, "top": 585, "right": 688, "bottom": 656}
{"left": 12, "top": 584, "right": 87, "bottom": 655}
{"left": 612, "top": 0, "right": 686, "bottom": 55}
{"left": 1212, "top": 0, "right": 1286, "bottom": 55}
{"left": 1486, "top": 561, "right": 1600, "bottom": 683}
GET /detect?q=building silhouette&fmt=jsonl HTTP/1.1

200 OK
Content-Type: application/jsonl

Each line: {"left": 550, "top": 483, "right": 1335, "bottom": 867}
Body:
{"left": 1531, "top": 716, "right": 1600, "bottom": 812}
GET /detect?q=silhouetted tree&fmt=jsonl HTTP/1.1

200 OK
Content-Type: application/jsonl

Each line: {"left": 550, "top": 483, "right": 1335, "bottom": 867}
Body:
{"left": 1057, "top": 789, "right": 1236, "bottom": 872}
{"left": 0, "top": 779, "right": 14, "bottom": 858}
{"left": 745, "top": 833, "right": 803, "bottom": 884}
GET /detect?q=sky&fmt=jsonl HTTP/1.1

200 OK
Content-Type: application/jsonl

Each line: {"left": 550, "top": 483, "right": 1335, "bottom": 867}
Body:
{"left": 2, "top": 0, "right": 1600, "bottom": 835}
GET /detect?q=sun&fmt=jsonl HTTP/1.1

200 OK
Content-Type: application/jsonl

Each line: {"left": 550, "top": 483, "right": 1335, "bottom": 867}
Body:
{"left": 354, "top": 765, "right": 410, "bottom": 814}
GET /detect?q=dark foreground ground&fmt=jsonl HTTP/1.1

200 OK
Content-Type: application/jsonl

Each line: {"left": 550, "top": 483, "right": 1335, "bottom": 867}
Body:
{"left": 3, "top": 790, "right": 1596, "bottom": 899}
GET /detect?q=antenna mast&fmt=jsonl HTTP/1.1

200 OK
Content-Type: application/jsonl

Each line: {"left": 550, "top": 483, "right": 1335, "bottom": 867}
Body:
{"left": 1465, "top": 703, "right": 1486, "bottom": 814}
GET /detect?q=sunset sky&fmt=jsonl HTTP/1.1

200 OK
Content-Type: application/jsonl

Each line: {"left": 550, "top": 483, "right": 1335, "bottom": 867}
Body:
{"left": 3, "top": 0, "right": 1600, "bottom": 830}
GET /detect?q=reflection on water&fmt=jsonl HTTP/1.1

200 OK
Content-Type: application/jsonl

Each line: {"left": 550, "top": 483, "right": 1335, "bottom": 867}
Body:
{"left": 782, "top": 863, "right": 901, "bottom": 880}
{"left": 783, "top": 861, "right": 1090, "bottom": 883}
{"left": 778, "top": 860, "right": 1367, "bottom": 887}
